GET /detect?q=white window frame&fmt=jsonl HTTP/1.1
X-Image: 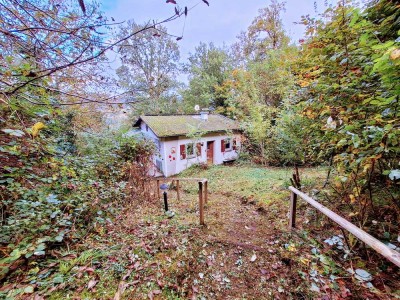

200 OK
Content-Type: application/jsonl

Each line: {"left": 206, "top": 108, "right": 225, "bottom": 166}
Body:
{"left": 186, "top": 143, "right": 196, "bottom": 158}
{"left": 225, "top": 138, "right": 232, "bottom": 151}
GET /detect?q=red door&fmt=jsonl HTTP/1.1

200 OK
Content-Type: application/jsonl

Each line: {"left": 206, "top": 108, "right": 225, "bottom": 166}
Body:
{"left": 207, "top": 141, "right": 214, "bottom": 164}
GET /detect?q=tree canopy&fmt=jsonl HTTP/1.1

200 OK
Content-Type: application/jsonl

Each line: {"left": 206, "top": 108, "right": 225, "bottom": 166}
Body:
{"left": 116, "top": 21, "right": 181, "bottom": 114}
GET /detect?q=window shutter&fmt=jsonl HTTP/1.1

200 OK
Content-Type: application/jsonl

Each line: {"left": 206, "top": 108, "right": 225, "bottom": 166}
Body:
{"left": 196, "top": 143, "right": 201, "bottom": 156}
{"left": 221, "top": 139, "right": 225, "bottom": 152}
{"left": 180, "top": 144, "right": 186, "bottom": 160}
{"left": 233, "top": 138, "right": 237, "bottom": 150}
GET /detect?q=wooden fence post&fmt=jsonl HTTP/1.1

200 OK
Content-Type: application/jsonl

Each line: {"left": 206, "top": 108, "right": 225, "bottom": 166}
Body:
{"left": 199, "top": 181, "right": 204, "bottom": 225}
{"left": 157, "top": 179, "right": 160, "bottom": 199}
{"left": 288, "top": 191, "right": 297, "bottom": 230}
{"left": 176, "top": 180, "right": 180, "bottom": 201}
{"left": 204, "top": 180, "right": 208, "bottom": 204}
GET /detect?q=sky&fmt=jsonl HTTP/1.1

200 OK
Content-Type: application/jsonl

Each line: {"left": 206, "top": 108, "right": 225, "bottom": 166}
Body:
{"left": 101, "top": 0, "right": 335, "bottom": 75}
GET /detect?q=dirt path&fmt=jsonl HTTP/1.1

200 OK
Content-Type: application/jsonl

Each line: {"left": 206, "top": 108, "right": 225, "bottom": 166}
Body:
{"left": 168, "top": 189, "right": 311, "bottom": 299}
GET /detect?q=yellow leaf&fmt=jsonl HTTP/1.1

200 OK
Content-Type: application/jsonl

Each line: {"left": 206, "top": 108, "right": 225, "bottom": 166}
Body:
{"left": 298, "top": 80, "right": 310, "bottom": 87}
{"left": 363, "top": 164, "right": 371, "bottom": 173}
{"left": 32, "top": 122, "right": 46, "bottom": 138}
{"left": 349, "top": 194, "right": 356, "bottom": 203}
{"left": 300, "top": 257, "right": 310, "bottom": 265}
{"left": 353, "top": 187, "right": 361, "bottom": 197}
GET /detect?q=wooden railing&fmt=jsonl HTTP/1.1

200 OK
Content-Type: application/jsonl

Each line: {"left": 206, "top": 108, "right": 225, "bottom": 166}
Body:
{"left": 155, "top": 178, "right": 208, "bottom": 225}
{"left": 288, "top": 186, "right": 400, "bottom": 267}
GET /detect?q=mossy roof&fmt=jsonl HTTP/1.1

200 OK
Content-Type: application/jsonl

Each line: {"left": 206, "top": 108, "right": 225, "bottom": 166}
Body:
{"left": 134, "top": 114, "right": 240, "bottom": 138}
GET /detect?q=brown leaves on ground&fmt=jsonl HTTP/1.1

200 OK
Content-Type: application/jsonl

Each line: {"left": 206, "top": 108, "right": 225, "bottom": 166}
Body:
{"left": 23, "top": 169, "right": 399, "bottom": 299}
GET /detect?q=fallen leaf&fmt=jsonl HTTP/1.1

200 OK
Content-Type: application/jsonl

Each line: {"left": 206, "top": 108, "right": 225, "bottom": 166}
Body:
{"left": 133, "top": 261, "right": 140, "bottom": 269}
{"left": 113, "top": 281, "right": 127, "bottom": 300}
{"left": 271, "top": 263, "right": 280, "bottom": 269}
{"left": 310, "top": 283, "right": 320, "bottom": 292}
{"left": 87, "top": 279, "right": 98, "bottom": 290}
{"left": 122, "top": 269, "right": 133, "bottom": 280}
{"left": 260, "top": 269, "right": 268, "bottom": 275}
{"left": 390, "top": 48, "right": 400, "bottom": 60}
{"left": 31, "top": 122, "right": 46, "bottom": 138}
{"left": 355, "top": 269, "right": 372, "bottom": 282}
{"left": 157, "top": 279, "right": 164, "bottom": 288}
{"left": 24, "top": 286, "right": 34, "bottom": 294}
{"left": 148, "top": 291, "right": 154, "bottom": 300}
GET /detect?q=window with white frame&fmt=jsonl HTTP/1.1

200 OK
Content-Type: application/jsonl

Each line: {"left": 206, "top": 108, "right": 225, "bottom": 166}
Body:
{"left": 224, "top": 138, "right": 232, "bottom": 151}
{"left": 186, "top": 143, "right": 196, "bottom": 158}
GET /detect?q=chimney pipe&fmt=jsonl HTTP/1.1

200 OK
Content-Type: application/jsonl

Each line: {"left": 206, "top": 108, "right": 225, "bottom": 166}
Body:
{"left": 200, "top": 109, "right": 209, "bottom": 121}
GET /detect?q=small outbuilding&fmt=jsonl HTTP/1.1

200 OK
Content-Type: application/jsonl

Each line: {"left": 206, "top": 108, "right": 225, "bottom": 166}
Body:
{"left": 133, "top": 111, "right": 241, "bottom": 177}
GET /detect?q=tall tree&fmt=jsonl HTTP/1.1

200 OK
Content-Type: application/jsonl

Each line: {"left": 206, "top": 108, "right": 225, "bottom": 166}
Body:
{"left": 116, "top": 21, "right": 181, "bottom": 114}
{"left": 182, "top": 42, "right": 231, "bottom": 113}
{"left": 232, "top": 0, "right": 289, "bottom": 63}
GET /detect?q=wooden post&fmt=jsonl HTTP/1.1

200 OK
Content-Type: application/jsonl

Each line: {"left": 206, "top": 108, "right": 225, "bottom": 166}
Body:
{"left": 288, "top": 191, "right": 297, "bottom": 230}
{"left": 199, "top": 181, "right": 204, "bottom": 225}
{"left": 176, "top": 180, "right": 180, "bottom": 201}
{"left": 204, "top": 180, "right": 208, "bottom": 204}
{"left": 157, "top": 179, "right": 160, "bottom": 199}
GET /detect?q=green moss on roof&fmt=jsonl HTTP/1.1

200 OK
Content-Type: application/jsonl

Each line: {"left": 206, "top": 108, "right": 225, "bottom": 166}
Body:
{"left": 137, "top": 114, "right": 240, "bottom": 138}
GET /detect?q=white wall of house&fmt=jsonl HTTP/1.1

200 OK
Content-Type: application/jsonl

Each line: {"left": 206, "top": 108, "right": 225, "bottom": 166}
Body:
{"left": 159, "top": 133, "right": 241, "bottom": 177}
{"left": 140, "top": 122, "right": 158, "bottom": 141}
{"left": 139, "top": 122, "right": 164, "bottom": 177}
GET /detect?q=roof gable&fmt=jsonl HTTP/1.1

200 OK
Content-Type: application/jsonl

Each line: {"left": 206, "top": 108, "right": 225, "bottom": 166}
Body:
{"left": 134, "top": 114, "right": 240, "bottom": 138}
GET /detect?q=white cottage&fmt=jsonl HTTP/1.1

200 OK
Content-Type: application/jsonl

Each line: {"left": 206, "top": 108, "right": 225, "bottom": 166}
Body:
{"left": 133, "top": 111, "right": 241, "bottom": 177}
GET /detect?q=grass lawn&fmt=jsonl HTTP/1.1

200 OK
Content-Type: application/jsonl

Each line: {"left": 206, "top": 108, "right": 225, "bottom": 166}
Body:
{"left": 178, "top": 163, "right": 327, "bottom": 205}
